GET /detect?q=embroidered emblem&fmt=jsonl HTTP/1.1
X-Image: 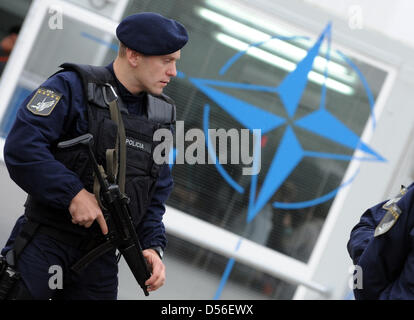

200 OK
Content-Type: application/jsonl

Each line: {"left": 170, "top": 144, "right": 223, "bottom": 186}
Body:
{"left": 26, "top": 88, "right": 62, "bottom": 116}
{"left": 374, "top": 185, "right": 407, "bottom": 237}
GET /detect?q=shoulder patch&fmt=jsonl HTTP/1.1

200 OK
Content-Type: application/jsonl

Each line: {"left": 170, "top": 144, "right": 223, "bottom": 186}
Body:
{"left": 374, "top": 185, "right": 407, "bottom": 237}
{"left": 26, "top": 88, "right": 62, "bottom": 116}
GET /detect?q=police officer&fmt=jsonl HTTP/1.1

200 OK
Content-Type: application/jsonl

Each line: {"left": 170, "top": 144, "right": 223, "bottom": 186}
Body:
{"left": 347, "top": 183, "right": 414, "bottom": 299}
{"left": 0, "top": 12, "right": 188, "bottom": 299}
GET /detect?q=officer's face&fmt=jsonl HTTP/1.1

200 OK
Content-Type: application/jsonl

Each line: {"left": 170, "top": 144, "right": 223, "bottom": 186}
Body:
{"left": 134, "top": 50, "right": 180, "bottom": 95}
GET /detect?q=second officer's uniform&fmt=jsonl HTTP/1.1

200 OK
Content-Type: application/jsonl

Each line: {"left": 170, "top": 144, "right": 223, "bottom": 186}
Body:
{"left": 348, "top": 182, "right": 414, "bottom": 299}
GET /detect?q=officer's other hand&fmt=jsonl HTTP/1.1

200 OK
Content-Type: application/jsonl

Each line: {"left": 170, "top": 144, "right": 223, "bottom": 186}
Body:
{"left": 143, "top": 249, "right": 166, "bottom": 292}
{"left": 69, "top": 188, "right": 108, "bottom": 235}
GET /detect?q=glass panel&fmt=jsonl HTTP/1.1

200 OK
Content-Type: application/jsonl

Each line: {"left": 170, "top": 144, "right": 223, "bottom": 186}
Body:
{"left": 122, "top": 0, "right": 388, "bottom": 264}
{"left": 0, "top": 11, "right": 118, "bottom": 137}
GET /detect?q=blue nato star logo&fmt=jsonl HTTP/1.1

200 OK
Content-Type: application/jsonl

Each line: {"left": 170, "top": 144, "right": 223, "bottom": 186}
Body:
{"left": 188, "top": 23, "right": 385, "bottom": 299}
{"left": 189, "top": 23, "right": 384, "bottom": 224}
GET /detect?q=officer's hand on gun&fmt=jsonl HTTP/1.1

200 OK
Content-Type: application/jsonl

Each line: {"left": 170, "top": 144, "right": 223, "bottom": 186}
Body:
{"left": 69, "top": 188, "right": 109, "bottom": 235}
{"left": 143, "top": 249, "right": 166, "bottom": 291}
{"left": 68, "top": 187, "right": 167, "bottom": 292}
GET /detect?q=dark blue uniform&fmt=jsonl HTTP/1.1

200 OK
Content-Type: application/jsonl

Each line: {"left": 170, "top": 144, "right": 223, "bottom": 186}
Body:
{"left": 1, "top": 63, "right": 173, "bottom": 299}
{"left": 347, "top": 182, "right": 414, "bottom": 299}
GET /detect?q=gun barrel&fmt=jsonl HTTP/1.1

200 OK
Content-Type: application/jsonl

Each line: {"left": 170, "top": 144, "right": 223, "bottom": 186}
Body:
{"left": 120, "top": 244, "right": 150, "bottom": 296}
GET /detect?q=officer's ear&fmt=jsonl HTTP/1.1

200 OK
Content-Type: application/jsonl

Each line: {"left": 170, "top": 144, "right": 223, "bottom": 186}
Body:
{"left": 126, "top": 48, "right": 143, "bottom": 67}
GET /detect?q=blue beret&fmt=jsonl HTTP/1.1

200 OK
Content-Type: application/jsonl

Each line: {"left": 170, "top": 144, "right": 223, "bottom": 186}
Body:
{"left": 116, "top": 12, "right": 188, "bottom": 55}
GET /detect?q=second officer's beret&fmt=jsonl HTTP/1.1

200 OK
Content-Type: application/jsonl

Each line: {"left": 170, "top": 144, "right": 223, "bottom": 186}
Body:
{"left": 116, "top": 12, "right": 188, "bottom": 55}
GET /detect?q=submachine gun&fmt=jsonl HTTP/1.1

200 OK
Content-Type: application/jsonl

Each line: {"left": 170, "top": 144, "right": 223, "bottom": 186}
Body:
{"left": 57, "top": 133, "right": 151, "bottom": 296}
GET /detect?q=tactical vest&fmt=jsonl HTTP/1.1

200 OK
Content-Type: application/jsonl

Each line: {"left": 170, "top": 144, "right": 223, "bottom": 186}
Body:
{"left": 24, "top": 63, "right": 175, "bottom": 237}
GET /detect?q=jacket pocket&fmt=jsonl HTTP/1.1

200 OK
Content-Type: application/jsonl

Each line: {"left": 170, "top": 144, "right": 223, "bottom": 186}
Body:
{"left": 125, "top": 175, "right": 150, "bottom": 227}
{"left": 96, "top": 117, "right": 118, "bottom": 166}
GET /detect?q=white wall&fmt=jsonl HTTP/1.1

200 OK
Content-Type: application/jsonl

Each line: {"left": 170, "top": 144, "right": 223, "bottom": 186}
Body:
{"left": 304, "top": 0, "right": 414, "bottom": 50}
{"left": 0, "top": 163, "right": 27, "bottom": 249}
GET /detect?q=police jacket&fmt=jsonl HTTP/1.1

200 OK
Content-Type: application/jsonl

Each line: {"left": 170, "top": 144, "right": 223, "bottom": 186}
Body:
{"left": 347, "top": 182, "right": 414, "bottom": 299}
{"left": 3, "top": 62, "right": 175, "bottom": 250}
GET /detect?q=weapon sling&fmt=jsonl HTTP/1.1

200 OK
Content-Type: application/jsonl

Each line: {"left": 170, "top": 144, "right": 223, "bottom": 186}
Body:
{"left": 94, "top": 83, "right": 126, "bottom": 204}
